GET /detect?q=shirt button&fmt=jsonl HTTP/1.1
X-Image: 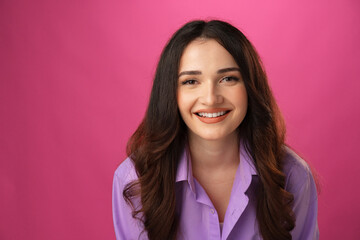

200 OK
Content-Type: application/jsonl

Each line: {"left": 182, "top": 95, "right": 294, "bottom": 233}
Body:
{"left": 210, "top": 208, "right": 215, "bottom": 214}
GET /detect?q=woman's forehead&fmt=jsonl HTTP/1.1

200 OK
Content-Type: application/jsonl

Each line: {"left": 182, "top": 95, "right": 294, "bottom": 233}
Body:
{"left": 179, "top": 39, "right": 238, "bottom": 73}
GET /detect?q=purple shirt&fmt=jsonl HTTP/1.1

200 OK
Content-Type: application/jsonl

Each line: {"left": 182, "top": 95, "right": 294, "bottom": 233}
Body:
{"left": 112, "top": 144, "right": 319, "bottom": 240}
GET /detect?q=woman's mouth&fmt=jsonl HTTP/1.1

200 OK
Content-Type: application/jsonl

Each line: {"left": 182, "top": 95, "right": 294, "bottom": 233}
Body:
{"left": 194, "top": 109, "right": 231, "bottom": 123}
{"left": 195, "top": 110, "right": 230, "bottom": 118}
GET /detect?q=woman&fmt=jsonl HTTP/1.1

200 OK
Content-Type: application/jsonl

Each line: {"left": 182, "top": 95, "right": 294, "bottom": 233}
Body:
{"left": 112, "top": 20, "right": 319, "bottom": 240}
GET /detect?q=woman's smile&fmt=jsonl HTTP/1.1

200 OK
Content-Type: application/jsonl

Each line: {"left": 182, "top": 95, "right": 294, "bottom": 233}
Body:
{"left": 194, "top": 108, "right": 231, "bottom": 123}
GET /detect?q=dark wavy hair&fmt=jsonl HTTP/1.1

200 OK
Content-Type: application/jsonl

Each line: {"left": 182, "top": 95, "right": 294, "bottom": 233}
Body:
{"left": 123, "top": 20, "right": 295, "bottom": 240}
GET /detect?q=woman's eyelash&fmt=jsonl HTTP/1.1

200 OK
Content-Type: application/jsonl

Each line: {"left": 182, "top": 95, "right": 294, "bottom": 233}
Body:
{"left": 180, "top": 76, "right": 239, "bottom": 85}
{"left": 181, "top": 79, "right": 197, "bottom": 85}
{"left": 222, "top": 76, "right": 239, "bottom": 82}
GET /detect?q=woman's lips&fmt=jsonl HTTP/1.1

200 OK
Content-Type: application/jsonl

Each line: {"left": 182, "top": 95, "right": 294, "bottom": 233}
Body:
{"left": 194, "top": 108, "right": 231, "bottom": 124}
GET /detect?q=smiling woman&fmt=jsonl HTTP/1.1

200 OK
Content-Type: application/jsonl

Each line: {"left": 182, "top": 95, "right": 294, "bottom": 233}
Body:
{"left": 112, "top": 20, "right": 319, "bottom": 240}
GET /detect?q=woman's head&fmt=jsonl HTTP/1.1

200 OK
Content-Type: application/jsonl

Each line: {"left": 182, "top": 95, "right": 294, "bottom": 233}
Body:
{"left": 177, "top": 38, "right": 248, "bottom": 142}
{"left": 146, "top": 19, "right": 278, "bottom": 144}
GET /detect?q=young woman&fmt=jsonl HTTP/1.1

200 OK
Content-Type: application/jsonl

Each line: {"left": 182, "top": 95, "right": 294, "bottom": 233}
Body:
{"left": 112, "top": 20, "right": 319, "bottom": 240}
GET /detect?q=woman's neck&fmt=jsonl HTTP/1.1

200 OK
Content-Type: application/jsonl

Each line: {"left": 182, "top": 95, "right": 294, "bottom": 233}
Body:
{"left": 188, "top": 131, "right": 240, "bottom": 173}
{"left": 188, "top": 131, "right": 240, "bottom": 221}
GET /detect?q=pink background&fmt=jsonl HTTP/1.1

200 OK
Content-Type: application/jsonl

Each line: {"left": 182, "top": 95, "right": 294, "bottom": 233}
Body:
{"left": 1, "top": 0, "right": 359, "bottom": 239}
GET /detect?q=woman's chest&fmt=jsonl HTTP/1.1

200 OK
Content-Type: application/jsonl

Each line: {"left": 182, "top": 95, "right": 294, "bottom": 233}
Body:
{"left": 175, "top": 180, "right": 261, "bottom": 240}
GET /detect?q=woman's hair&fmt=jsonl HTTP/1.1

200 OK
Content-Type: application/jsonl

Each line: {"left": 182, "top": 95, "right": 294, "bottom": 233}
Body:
{"left": 123, "top": 20, "right": 295, "bottom": 240}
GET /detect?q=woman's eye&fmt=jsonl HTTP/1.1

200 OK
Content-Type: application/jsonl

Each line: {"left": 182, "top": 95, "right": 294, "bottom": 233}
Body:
{"left": 181, "top": 79, "right": 197, "bottom": 85}
{"left": 221, "top": 76, "right": 239, "bottom": 82}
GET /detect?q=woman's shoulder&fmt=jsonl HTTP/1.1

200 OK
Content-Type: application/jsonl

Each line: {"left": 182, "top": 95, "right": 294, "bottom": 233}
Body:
{"left": 282, "top": 146, "right": 316, "bottom": 195}
{"left": 282, "top": 147, "right": 319, "bottom": 238}
{"left": 283, "top": 147, "right": 311, "bottom": 175}
{"left": 113, "top": 157, "right": 139, "bottom": 186}
{"left": 112, "top": 158, "right": 145, "bottom": 239}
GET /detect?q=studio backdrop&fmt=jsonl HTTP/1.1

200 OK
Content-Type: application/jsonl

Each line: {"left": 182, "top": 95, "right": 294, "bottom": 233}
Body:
{"left": 1, "top": 0, "right": 359, "bottom": 239}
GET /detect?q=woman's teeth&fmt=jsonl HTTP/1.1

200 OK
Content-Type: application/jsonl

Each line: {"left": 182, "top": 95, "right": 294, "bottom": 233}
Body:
{"left": 196, "top": 111, "right": 227, "bottom": 118}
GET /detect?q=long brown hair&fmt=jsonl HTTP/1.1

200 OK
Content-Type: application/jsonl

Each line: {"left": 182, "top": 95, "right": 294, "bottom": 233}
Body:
{"left": 123, "top": 20, "right": 295, "bottom": 240}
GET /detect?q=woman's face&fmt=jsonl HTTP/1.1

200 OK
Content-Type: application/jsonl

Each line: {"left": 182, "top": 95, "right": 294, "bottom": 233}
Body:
{"left": 177, "top": 38, "right": 248, "bottom": 141}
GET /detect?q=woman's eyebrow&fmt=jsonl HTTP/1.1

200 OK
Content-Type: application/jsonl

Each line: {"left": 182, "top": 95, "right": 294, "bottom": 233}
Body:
{"left": 178, "top": 67, "right": 240, "bottom": 77}
{"left": 178, "top": 70, "right": 202, "bottom": 77}
{"left": 217, "top": 67, "right": 241, "bottom": 74}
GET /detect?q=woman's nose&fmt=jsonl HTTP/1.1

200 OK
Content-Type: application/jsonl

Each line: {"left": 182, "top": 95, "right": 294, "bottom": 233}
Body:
{"left": 200, "top": 83, "right": 223, "bottom": 105}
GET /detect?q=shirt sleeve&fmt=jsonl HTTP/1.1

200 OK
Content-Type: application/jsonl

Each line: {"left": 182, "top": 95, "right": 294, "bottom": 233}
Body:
{"left": 112, "top": 159, "right": 144, "bottom": 240}
{"left": 286, "top": 156, "right": 319, "bottom": 240}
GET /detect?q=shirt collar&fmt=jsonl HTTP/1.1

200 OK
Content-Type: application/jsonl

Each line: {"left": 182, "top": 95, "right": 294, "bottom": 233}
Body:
{"left": 175, "top": 140, "right": 257, "bottom": 192}
{"left": 176, "top": 144, "right": 196, "bottom": 192}
{"left": 239, "top": 140, "right": 257, "bottom": 176}
{"left": 235, "top": 141, "right": 257, "bottom": 193}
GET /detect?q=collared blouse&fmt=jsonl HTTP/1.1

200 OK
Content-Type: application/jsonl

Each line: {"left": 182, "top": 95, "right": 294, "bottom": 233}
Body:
{"left": 112, "top": 144, "right": 319, "bottom": 240}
